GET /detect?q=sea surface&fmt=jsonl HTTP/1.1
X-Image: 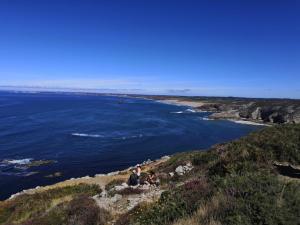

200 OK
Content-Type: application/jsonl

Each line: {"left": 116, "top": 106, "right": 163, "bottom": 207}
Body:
{"left": 0, "top": 92, "right": 260, "bottom": 200}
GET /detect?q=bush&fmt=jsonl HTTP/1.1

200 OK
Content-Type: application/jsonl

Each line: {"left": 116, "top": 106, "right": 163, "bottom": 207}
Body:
{"left": 133, "top": 178, "right": 211, "bottom": 225}
{"left": 216, "top": 172, "right": 299, "bottom": 225}
{"left": 67, "top": 195, "right": 110, "bottom": 225}
{"left": 0, "top": 184, "right": 102, "bottom": 224}
{"left": 116, "top": 187, "right": 144, "bottom": 196}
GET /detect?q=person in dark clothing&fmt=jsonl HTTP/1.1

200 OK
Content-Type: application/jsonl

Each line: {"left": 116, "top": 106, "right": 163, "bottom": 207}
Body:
{"left": 128, "top": 170, "right": 139, "bottom": 186}
{"left": 146, "top": 171, "right": 159, "bottom": 186}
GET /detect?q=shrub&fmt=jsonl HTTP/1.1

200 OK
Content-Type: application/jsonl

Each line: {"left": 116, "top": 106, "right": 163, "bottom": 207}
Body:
{"left": 116, "top": 187, "right": 144, "bottom": 196}
{"left": 67, "top": 195, "right": 110, "bottom": 225}
{"left": 0, "top": 183, "right": 101, "bottom": 224}
{"left": 192, "top": 151, "right": 219, "bottom": 166}
{"left": 133, "top": 178, "right": 212, "bottom": 225}
{"left": 216, "top": 172, "right": 299, "bottom": 225}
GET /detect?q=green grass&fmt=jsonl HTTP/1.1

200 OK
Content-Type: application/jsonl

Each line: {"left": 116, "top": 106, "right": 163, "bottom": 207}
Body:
{"left": 0, "top": 183, "right": 102, "bottom": 224}
{"left": 126, "top": 124, "right": 300, "bottom": 225}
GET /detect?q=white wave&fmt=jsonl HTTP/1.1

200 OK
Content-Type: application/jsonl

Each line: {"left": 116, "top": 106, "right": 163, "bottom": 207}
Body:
{"left": 71, "top": 133, "right": 104, "bottom": 138}
{"left": 201, "top": 117, "right": 213, "bottom": 121}
{"left": 171, "top": 111, "right": 184, "bottom": 114}
{"left": 229, "top": 120, "right": 269, "bottom": 126}
{"left": 120, "top": 134, "right": 143, "bottom": 140}
{"left": 5, "top": 158, "right": 33, "bottom": 165}
{"left": 185, "top": 109, "right": 196, "bottom": 113}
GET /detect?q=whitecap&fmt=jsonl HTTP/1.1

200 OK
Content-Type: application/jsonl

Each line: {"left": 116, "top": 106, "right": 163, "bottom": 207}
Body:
{"left": 185, "top": 109, "right": 196, "bottom": 113}
{"left": 201, "top": 117, "right": 213, "bottom": 121}
{"left": 5, "top": 158, "right": 33, "bottom": 165}
{"left": 118, "top": 134, "right": 144, "bottom": 140}
{"left": 171, "top": 111, "right": 184, "bottom": 114}
{"left": 71, "top": 133, "right": 104, "bottom": 138}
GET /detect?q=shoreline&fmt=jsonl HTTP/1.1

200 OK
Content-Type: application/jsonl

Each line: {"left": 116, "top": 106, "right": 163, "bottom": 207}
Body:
{"left": 229, "top": 119, "right": 270, "bottom": 126}
{"left": 155, "top": 99, "right": 206, "bottom": 108}
{"left": 154, "top": 98, "right": 269, "bottom": 126}
{"left": 7, "top": 155, "right": 170, "bottom": 201}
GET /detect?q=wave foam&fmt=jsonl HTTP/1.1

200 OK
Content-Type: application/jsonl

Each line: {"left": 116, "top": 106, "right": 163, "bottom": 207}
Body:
{"left": 5, "top": 158, "right": 33, "bottom": 165}
{"left": 71, "top": 133, "right": 104, "bottom": 138}
{"left": 171, "top": 109, "right": 197, "bottom": 114}
{"left": 119, "top": 134, "right": 143, "bottom": 140}
{"left": 200, "top": 117, "right": 213, "bottom": 121}
{"left": 186, "top": 109, "right": 196, "bottom": 113}
{"left": 171, "top": 111, "right": 184, "bottom": 114}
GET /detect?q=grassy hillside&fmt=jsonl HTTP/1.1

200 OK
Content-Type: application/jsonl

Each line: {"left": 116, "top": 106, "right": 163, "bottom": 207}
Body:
{"left": 0, "top": 124, "right": 299, "bottom": 225}
{"left": 119, "top": 124, "right": 300, "bottom": 225}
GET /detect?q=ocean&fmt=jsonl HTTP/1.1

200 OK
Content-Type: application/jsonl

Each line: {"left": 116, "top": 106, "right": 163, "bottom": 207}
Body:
{"left": 0, "top": 92, "right": 259, "bottom": 200}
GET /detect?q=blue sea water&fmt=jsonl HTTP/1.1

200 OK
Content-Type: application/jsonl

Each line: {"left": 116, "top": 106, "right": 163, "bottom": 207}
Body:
{"left": 0, "top": 92, "right": 260, "bottom": 200}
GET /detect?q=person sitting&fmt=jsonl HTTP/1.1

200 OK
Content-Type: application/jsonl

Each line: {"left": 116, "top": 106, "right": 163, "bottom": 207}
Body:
{"left": 145, "top": 171, "right": 159, "bottom": 186}
{"left": 128, "top": 170, "right": 139, "bottom": 186}
{"left": 136, "top": 165, "right": 142, "bottom": 184}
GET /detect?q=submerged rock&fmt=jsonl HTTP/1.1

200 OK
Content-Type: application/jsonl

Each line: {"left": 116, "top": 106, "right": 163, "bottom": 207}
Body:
{"left": 45, "top": 172, "right": 62, "bottom": 178}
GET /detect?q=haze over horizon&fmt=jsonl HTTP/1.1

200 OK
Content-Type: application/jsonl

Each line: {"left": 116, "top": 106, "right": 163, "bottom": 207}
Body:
{"left": 0, "top": 0, "right": 299, "bottom": 98}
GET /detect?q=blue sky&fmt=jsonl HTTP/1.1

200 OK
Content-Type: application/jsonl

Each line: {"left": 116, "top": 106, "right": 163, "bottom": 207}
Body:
{"left": 0, "top": 0, "right": 299, "bottom": 98}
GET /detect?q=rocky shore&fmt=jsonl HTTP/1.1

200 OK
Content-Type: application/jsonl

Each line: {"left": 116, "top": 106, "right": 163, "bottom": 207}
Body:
{"left": 8, "top": 156, "right": 170, "bottom": 200}
{"left": 137, "top": 95, "right": 300, "bottom": 125}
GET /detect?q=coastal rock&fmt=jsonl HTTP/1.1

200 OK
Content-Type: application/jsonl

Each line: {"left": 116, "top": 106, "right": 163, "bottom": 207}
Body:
{"left": 111, "top": 194, "right": 122, "bottom": 203}
{"left": 114, "top": 183, "right": 128, "bottom": 191}
{"left": 45, "top": 172, "right": 62, "bottom": 178}
{"left": 292, "top": 109, "right": 300, "bottom": 124}
{"left": 251, "top": 107, "right": 262, "bottom": 120}
{"left": 94, "top": 174, "right": 106, "bottom": 177}
{"left": 107, "top": 171, "right": 120, "bottom": 176}
{"left": 175, "top": 163, "right": 193, "bottom": 176}
{"left": 175, "top": 165, "right": 184, "bottom": 175}
{"left": 141, "top": 159, "right": 152, "bottom": 165}
{"left": 209, "top": 110, "right": 240, "bottom": 120}
{"left": 161, "top": 155, "right": 170, "bottom": 160}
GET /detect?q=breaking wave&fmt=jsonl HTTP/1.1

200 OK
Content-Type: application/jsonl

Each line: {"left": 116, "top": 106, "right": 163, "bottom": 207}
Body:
{"left": 171, "top": 111, "right": 184, "bottom": 114}
{"left": 171, "top": 108, "right": 197, "bottom": 114}
{"left": 186, "top": 109, "right": 196, "bottom": 113}
{"left": 71, "top": 133, "right": 104, "bottom": 138}
{"left": 4, "top": 158, "right": 33, "bottom": 165}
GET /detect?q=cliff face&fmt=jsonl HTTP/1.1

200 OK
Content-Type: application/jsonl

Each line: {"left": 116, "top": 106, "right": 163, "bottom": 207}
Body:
{"left": 131, "top": 94, "right": 300, "bottom": 124}
{"left": 202, "top": 102, "right": 300, "bottom": 124}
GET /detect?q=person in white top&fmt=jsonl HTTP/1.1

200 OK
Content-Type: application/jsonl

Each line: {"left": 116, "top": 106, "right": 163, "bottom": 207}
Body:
{"left": 136, "top": 165, "right": 142, "bottom": 184}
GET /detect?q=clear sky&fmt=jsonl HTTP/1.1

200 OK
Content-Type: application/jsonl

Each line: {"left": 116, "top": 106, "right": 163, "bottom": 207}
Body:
{"left": 0, "top": 0, "right": 299, "bottom": 98}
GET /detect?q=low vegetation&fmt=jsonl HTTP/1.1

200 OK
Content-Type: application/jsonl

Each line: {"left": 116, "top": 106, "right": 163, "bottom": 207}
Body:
{"left": 121, "top": 124, "right": 300, "bottom": 225}
{"left": 0, "top": 184, "right": 103, "bottom": 225}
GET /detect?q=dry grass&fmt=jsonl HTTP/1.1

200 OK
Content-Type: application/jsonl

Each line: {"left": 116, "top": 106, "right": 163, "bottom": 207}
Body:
{"left": 172, "top": 195, "right": 223, "bottom": 225}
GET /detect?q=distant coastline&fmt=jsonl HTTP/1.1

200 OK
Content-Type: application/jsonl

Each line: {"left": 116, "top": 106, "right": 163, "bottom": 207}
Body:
{"left": 152, "top": 98, "right": 269, "bottom": 126}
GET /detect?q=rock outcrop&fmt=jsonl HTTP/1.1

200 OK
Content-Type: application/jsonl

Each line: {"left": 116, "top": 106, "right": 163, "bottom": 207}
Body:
{"left": 202, "top": 102, "right": 300, "bottom": 124}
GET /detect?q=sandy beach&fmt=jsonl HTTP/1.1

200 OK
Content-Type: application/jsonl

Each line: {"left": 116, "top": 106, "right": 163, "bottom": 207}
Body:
{"left": 229, "top": 119, "right": 270, "bottom": 126}
{"left": 157, "top": 99, "right": 205, "bottom": 108}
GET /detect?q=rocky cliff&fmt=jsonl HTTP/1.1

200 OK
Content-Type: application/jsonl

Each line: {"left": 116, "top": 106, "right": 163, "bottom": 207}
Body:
{"left": 133, "top": 94, "right": 300, "bottom": 124}
{"left": 200, "top": 101, "right": 300, "bottom": 124}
